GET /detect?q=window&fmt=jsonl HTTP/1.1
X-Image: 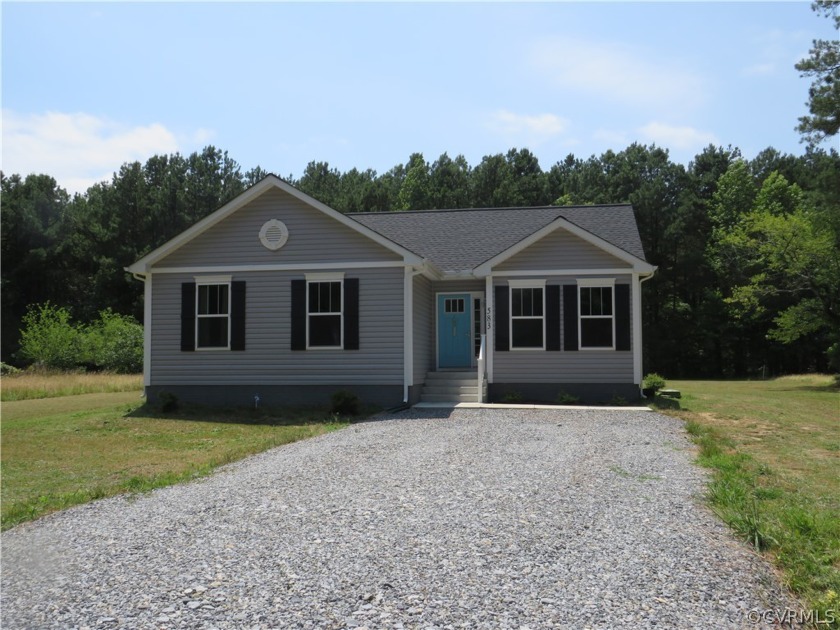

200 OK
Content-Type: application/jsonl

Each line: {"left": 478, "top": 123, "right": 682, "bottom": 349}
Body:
{"left": 196, "top": 282, "right": 230, "bottom": 349}
{"left": 308, "top": 279, "right": 342, "bottom": 348}
{"left": 510, "top": 282, "right": 545, "bottom": 349}
{"left": 474, "top": 297, "right": 482, "bottom": 358}
{"left": 444, "top": 297, "right": 465, "bottom": 313}
{"left": 579, "top": 282, "right": 614, "bottom": 349}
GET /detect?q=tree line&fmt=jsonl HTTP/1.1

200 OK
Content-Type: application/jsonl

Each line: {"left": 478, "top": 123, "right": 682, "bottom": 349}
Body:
{"left": 3, "top": 1, "right": 837, "bottom": 377}
{"left": 2, "top": 142, "right": 838, "bottom": 378}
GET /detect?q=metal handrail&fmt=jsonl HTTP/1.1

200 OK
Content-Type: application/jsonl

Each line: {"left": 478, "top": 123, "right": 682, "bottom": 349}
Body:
{"left": 477, "top": 333, "right": 486, "bottom": 403}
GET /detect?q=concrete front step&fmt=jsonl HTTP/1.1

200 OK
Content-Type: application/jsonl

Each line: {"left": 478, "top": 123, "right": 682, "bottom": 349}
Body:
{"left": 420, "top": 371, "right": 479, "bottom": 403}
{"left": 422, "top": 385, "right": 478, "bottom": 395}
{"left": 425, "top": 370, "right": 476, "bottom": 378}
{"left": 420, "top": 393, "right": 479, "bottom": 403}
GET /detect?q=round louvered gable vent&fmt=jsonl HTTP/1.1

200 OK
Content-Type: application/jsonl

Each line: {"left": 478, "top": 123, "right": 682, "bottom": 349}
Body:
{"left": 259, "top": 219, "right": 289, "bottom": 251}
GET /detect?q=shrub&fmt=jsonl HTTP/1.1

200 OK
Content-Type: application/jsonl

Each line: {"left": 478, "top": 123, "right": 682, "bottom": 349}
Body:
{"left": 17, "top": 303, "right": 143, "bottom": 373}
{"left": 18, "top": 303, "right": 82, "bottom": 370}
{"left": 0, "top": 362, "right": 21, "bottom": 375}
{"left": 88, "top": 310, "right": 143, "bottom": 373}
{"left": 502, "top": 390, "right": 523, "bottom": 403}
{"left": 555, "top": 390, "right": 580, "bottom": 405}
{"left": 330, "top": 389, "right": 361, "bottom": 416}
{"left": 158, "top": 391, "right": 179, "bottom": 413}
{"left": 643, "top": 373, "right": 666, "bottom": 391}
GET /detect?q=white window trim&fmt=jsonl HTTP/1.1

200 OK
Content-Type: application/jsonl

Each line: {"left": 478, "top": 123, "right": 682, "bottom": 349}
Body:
{"left": 577, "top": 278, "right": 616, "bottom": 351}
{"left": 509, "top": 280, "right": 546, "bottom": 351}
{"left": 195, "top": 277, "right": 232, "bottom": 351}
{"left": 306, "top": 275, "right": 344, "bottom": 350}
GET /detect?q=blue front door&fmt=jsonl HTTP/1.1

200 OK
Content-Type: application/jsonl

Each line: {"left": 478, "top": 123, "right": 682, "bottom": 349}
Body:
{"left": 437, "top": 294, "right": 472, "bottom": 368}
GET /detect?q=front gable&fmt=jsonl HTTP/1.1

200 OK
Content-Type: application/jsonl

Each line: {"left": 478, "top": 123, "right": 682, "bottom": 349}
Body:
{"left": 473, "top": 216, "right": 654, "bottom": 276}
{"left": 154, "top": 187, "right": 404, "bottom": 269}
{"left": 493, "top": 226, "right": 631, "bottom": 272}
{"left": 128, "top": 175, "right": 422, "bottom": 274}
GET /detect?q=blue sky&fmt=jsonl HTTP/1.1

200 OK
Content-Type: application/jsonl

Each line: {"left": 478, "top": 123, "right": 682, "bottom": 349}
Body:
{"left": 2, "top": 2, "right": 836, "bottom": 194}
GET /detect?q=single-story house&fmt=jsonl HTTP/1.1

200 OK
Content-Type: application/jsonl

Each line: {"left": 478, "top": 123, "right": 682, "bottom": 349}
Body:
{"left": 127, "top": 175, "right": 656, "bottom": 407}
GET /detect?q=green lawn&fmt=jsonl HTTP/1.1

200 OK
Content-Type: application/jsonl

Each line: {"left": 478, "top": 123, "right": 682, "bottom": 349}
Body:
{"left": 653, "top": 375, "right": 839, "bottom": 625}
{"left": 1, "top": 391, "right": 347, "bottom": 530}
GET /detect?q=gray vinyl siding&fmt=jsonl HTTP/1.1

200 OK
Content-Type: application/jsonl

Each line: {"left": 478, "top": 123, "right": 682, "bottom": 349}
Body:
{"left": 157, "top": 188, "right": 402, "bottom": 268}
{"left": 492, "top": 275, "right": 634, "bottom": 384}
{"left": 149, "top": 267, "right": 403, "bottom": 385}
{"left": 412, "top": 274, "right": 434, "bottom": 385}
{"left": 495, "top": 228, "right": 630, "bottom": 271}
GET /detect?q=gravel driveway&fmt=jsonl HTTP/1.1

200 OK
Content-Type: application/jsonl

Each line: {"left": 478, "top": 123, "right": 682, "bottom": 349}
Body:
{"left": 2, "top": 409, "right": 798, "bottom": 629}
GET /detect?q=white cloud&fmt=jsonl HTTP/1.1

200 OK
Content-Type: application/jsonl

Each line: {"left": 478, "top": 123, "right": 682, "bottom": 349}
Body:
{"left": 1, "top": 110, "right": 185, "bottom": 193}
{"left": 742, "top": 27, "right": 813, "bottom": 77}
{"left": 637, "top": 121, "right": 718, "bottom": 151}
{"left": 486, "top": 109, "right": 570, "bottom": 145}
{"left": 531, "top": 37, "right": 706, "bottom": 111}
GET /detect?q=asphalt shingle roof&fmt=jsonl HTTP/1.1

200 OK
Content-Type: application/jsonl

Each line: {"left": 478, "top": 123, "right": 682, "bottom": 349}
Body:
{"left": 350, "top": 205, "right": 647, "bottom": 274}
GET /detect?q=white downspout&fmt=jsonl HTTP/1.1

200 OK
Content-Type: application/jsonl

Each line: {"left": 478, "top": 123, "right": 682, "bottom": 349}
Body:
{"left": 634, "top": 270, "right": 656, "bottom": 390}
{"left": 403, "top": 266, "right": 425, "bottom": 404}
{"left": 128, "top": 270, "right": 152, "bottom": 389}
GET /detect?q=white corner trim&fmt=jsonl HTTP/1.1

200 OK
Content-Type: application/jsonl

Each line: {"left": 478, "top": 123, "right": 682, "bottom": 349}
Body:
{"left": 143, "top": 275, "right": 152, "bottom": 387}
{"left": 632, "top": 273, "right": 643, "bottom": 385}
{"left": 473, "top": 216, "right": 654, "bottom": 276}
{"left": 126, "top": 175, "right": 424, "bottom": 273}
{"left": 403, "top": 267, "right": 413, "bottom": 402}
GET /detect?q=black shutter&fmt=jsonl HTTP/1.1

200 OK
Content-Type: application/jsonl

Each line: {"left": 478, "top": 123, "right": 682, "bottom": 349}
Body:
{"left": 291, "top": 279, "right": 306, "bottom": 350}
{"left": 181, "top": 282, "right": 196, "bottom": 351}
{"left": 546, "top": 285, "right": 561, "bottom": 351}
{"left": 231, "top": 281, "right": 246, "bottom": 351}
{"left": 344, "top": 278, "right": 359, "bottom": 350}
{"left": 615, "top": 284, "right": 631, "bottom": 351}
{"left": 494, "top": 285, "right": 509, "bottom": 351}
{"left": 563, "top": 285, "right": 578, "bottom": 351}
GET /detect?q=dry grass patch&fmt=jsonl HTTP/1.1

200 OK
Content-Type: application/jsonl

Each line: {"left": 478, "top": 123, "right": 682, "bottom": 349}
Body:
{"left": 1, "top": 371, "right": 143, "bottom": 401}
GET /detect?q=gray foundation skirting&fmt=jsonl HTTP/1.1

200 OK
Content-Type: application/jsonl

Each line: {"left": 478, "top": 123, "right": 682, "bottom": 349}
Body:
{"left": 489, "top": 382, "right": 641, "bottom": 405}
{"left": 145, "top": 384, "right": 404, "bottom": 409}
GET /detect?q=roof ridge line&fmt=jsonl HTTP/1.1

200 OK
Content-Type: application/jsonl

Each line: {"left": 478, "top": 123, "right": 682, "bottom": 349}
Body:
{"left": 348, "top": 203, "right": 631, "bottom": 216}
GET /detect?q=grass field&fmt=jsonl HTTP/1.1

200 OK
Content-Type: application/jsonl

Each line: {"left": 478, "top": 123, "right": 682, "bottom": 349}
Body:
{"left": 1, "top": 390, "right": 348, "bottom": 530}
{"left": 653, "top": 375, "right": 839, "bottom": 625}
{"left": 1, "top": 371, "right": 143, "bottom": 401}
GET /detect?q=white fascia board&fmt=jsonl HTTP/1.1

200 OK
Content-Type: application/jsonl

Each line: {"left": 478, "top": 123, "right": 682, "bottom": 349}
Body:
{"left": 420, "top": 261, "right": 444, "bottom": 280}
{"left": 473, "top": 217, "right": 654, "bottom": 276}
{"left": 127, "top": 175, "right": 423, "bottom": 273}
{"left": 442, "top": 270, "right": 479, "bottom": 280}
{"left": 149, "top": 261, "right": 408, "bottom": 274}
{"left": 491, "top": 268, "right": 634, "bottom": 277}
